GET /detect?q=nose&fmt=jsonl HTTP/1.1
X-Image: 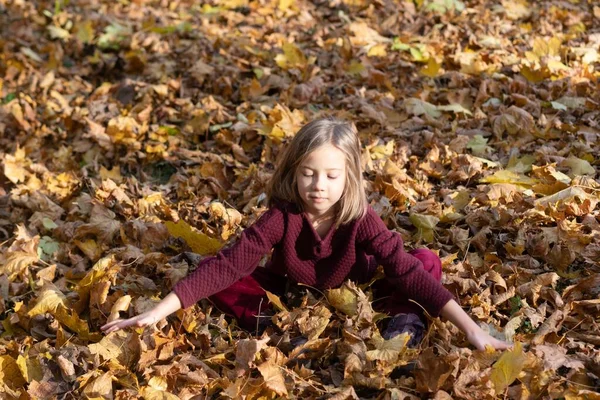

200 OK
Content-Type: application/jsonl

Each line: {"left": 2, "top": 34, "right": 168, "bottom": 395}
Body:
{"left": 312, "top": 174, "right": 326, "bottom": 191}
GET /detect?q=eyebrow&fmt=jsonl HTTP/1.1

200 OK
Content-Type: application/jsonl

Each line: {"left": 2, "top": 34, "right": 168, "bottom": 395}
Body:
{"left": 299, "top": 166, "right": 343, "bottom": 171}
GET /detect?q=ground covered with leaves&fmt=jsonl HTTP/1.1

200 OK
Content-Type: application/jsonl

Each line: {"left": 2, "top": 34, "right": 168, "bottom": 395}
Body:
{"left": 1, "top": 0, "right": 599, "bottom": 398}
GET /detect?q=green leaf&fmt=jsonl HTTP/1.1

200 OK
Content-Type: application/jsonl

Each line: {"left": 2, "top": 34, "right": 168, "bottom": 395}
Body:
{"left": 47, "top": 25, "right": 71, "bottom": 40}
{"left": 409, "top": 213, "right": 439, "bottom": 243}
{"left": 550, "top": 101, "right": 567, "bottom": 111}
{"left": 2, "top": 93, "right": 17, "bottom": 104}
{"left": 561, "top": 156, "right": 595, "bottom": 177}
{"left": 466, "top": 135, "right": 490, "bottom": 156}
{"left": 437, "top": 103, "right": 472, "bottom": 116}
{"left": 98, "top": 23, "right": 131, "bottom": 50}
{"left": 554, "top": 96, "right": 586, "bottom": 109}
{"left": 38, "top": 236, "right": 60, "bottom": 261}
{"left": 404, "top": 98, "right": 441, "bottom": 118}
{"left": 42, "top": 218, "right": 58, "bottom": 230}
{"left": 391, "top": 37, "right": 410, "bottom": 51}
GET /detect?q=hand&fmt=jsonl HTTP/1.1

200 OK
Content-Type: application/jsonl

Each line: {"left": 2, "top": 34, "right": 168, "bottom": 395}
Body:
{"left": 101, "top": 310, "right": 160, "bottom": 334}
{"left": 439, "top": 300, "right": 512, "bottom": 351}
{"left": 466, "top": 328, "right": 512, "bottom": 351}
{"left": 101, "top": 292, "right": 183, "bottom": 334}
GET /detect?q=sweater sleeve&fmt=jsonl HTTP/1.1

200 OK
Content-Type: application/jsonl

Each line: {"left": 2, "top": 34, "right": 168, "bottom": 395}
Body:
{"left": 173, "top": 206, "right": 285, "bottom": 308}
{"left": 356, "top": 207, "right": 453, "bottom": 317}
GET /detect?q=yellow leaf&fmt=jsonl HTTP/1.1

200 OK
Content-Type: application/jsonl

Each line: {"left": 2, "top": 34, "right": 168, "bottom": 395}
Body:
{"left": 0, "top": 355, "right": 26, "bottom": 389}
{"left": 501, "top": 0, "right": 531, "bottom": 20}
{"left": 346, "top": 60, "right": 366, "bottom": 76}
{"left": 74, "top": 239, "right": 102, "bottom": 261}
{"left": 278, "top": 0, "right": 294, "bottom": 11}
{"left": 82, "top": 372, "right": 113, "bottom": 400}
{"left": 16, "top": 354, "right": 43, "bottom": 384}
{"left": 108, "top": 295, "right": 132, "bottom": 323}
{"left": 165, "top": 220, "right": 222, "bottom": 255}
{"left": 366, "top": 331, "right": 409, "bottom": 362}
{"left": 480, "top": 170, "right": 538, "bottom": 187}
{"left": 409, "top": 214, "right": 439, "bottom": 243}
{"left": 275, "top": 43, "right": 307, "bottom": 70}
{"left": 89, "top": 331, "right": 136, "bottom": 367}
{"left": 148, "top": 376, "right": 168, "bottom": 391}
{"left": 327, "top": 285, "right": 358, "bottom": 316}
{"left": 75, "top": 20, "right": 95, "bottom": 44}
{"left": 520, "top": 65, "right": 547, "bottom": 83}
{"left": 370, "top": 140, "right": 394, "bottom": 160}
{"left": 3, "top": 148, "right": 30, "bottom": 184}
{"left": 0, "top": 251, "right": 38, "bottom": 281}
{"left": 420, "top": 57, "right": 441, "bottom": 77}
{"left": 28, "top": 283, "right": 97, "bottom": 340}
{"left": 265, "top": 290, "right": 288, "bottom": 312}
{"left": 78, "top": 255, "right": 118, "bottom": 293}
{"left": 490, "top": 342, "right": 526, "bottom": 393}
{"left": 99, "top": 166, "right": 123, "bottom": 183}
{"left": 258, "top": 361, "right": 288, "bottom": 396}
{"left": 140, "top": 385, "right": 180, "bottom": 400}
{"left": 106, "top": 116, "right": 142, "bottom": 146}
{"left": 367, "top": 44, "right": 387, "bottom": 57}
{"left": 28, "top": 283, "right": 68, "bottom": 316}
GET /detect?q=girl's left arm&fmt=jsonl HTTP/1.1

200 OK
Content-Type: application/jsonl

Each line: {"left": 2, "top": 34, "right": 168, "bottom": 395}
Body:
{"left": 440, "top": 299, "right": 512, "bottom": 351}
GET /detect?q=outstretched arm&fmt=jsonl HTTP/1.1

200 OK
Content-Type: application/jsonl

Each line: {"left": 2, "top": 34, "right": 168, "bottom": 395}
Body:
{"left": 439, "top": 299, "right": 511, "bottom": 351}
{"left": 101, "top": 292, "right": 182, "bottom": 334}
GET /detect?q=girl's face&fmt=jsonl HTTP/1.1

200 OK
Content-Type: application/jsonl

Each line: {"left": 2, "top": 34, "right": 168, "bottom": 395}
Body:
{"left": 296, "top": 144, "right": 347, "bottom": 219}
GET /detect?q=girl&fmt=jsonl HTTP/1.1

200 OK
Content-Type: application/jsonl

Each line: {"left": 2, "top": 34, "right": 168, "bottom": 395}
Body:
{"left": 102, "top": 118, "right": 510, "bottom": 351}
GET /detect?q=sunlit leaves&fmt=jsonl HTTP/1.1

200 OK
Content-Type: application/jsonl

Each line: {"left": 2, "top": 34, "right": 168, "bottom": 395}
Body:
{"left": 366, "top": 331, "right": 409, "bottom": 363}
{"left": 409, "top": 213, "right": 439, "bottom": 243}
{"left": 257, "top": 361, "right": 288, "bottom": 396}
{"left": 327, "top": 284, "right": 358, "bottom": 316}
{"left": 164, "top": 220, "right": 222, "bottom": 255}
{"left": 490, "top": 342, "right": 526, "bottom": 393}
{"left": 1, "top": 0, "right": 599, "bottom": 398}
{"left": 275, "top": 43, "right": 309, "bottom": 70}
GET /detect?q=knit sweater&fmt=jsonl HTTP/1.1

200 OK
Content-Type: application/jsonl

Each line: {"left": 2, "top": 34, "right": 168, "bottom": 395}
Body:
{"left": 173, "top": 202, "right": 454, "bottom": 317}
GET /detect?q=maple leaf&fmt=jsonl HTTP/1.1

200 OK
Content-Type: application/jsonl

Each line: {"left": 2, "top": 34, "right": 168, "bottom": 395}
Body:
{"left": 490, "top": 342, "right": 526, "bottom": 393}
{"left": 366, "top": 331, "right": 409, "bottom": 363}
{"left": 0, "top": 355, "right": 26, "bottom": 389}
{"left": 164, "top": 219, "right": 222, "bottom": 255}
{"left": 257, "top": 361, "right": 288, "bottom": 396}
{"left": 327, "top": 284, "right": 358, "bottom": 316}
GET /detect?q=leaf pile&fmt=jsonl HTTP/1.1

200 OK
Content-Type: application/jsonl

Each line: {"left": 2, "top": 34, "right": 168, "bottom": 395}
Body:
{"left": 1, "top": 0, "right": 600, "bottom": 398}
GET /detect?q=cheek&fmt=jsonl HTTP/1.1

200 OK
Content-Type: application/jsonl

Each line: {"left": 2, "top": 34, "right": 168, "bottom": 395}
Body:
{"left": 333, "top": 179, "right": 346, "bottom": 195}
{"left": 296, "top": 177, "right": 309, "bottom": 192}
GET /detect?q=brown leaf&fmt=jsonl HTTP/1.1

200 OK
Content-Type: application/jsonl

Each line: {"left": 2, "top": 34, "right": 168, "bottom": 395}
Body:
{"left": 257, "top": 360, "right": 288, "bottom": 396}
{"left": 415, "top": 347, "right": 453, "bottom": 393}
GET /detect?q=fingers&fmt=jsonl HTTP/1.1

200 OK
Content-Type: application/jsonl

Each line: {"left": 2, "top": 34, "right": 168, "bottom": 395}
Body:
{"left": 100, "top": 313, "right": 160, "bottom": 334}
{"left": 101, "top": 317, "right": 139, "bottom": 333}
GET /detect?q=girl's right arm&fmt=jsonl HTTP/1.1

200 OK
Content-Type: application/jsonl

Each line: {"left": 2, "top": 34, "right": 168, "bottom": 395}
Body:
{"left": 100, "top": 205, "right": 286, "bottom": 334}
{"left": 101, "top": 292, "right": 182, "bottom": 333}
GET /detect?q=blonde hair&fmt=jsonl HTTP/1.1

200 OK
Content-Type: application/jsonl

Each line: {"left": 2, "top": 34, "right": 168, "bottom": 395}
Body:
{"left": 267, "top": 117, "right": 367, "bottom": 226}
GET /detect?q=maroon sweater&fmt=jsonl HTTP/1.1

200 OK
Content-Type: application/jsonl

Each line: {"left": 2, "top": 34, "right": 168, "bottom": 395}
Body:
{"left": 173, "top": 202, "right": 454, "bottom": 316}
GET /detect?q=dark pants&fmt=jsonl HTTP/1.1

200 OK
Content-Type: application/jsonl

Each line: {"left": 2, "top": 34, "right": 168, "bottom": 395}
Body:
{"left": 209, "top": 249, "right": 442, "bottom": 330}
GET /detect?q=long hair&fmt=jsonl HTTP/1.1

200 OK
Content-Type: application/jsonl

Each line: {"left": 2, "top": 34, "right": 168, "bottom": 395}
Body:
{"left": 267, "top": 117, "right": 367, "bottom": 226}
